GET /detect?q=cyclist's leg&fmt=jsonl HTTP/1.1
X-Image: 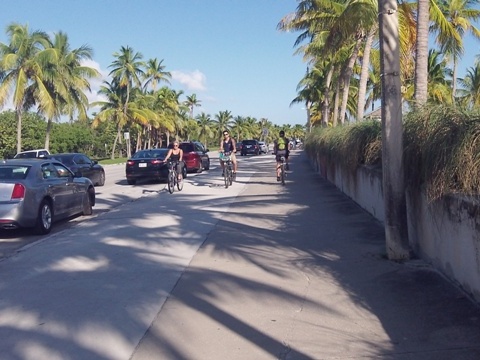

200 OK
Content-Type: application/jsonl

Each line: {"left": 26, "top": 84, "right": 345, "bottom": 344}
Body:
{"left": 231, "top": 153, "right": 237, "bottom": 173}
{"left": 176, "top": 162, "right": 183, "bottom": 180}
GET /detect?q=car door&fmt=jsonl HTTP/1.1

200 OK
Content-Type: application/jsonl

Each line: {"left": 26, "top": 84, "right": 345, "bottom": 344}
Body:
{"left": 75, "top": 154, "right": 94, "bottom": 182}
{"left": 52, "top": 162, "right": 84, "bottom": 215}
{"left": 41, "top": 163, "right": 73, "bottom": 218}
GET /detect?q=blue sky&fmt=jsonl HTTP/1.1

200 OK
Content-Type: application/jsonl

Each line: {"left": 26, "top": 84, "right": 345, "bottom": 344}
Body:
{"left": 1, "top": 1, "right": 480, "bottom": 127}
{"left": 0, "top": 0, "right": 309, "bottom": 126}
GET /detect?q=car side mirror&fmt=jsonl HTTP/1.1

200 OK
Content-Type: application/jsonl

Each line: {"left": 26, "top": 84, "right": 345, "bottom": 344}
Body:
{"left": 205, "top": 149, "right": 209, "bottom": 152}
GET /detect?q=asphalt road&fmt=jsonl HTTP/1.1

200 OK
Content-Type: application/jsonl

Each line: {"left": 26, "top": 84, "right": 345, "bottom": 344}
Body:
{"left": 2, "top": 150, "right": 480, "bottom": 360}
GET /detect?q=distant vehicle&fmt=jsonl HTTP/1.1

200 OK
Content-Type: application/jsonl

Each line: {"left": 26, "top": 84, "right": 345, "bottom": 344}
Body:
{"left": 258, "top": 141, "right": 268, "bottom": 154}
{"left": 240, "top": 140, "right": 260, "bottom": 156}
{"left": 178, "top": 141, "right": 210, "bottom": 173}
{"left": 14, "top": 149, "right": 50, "bottom": 159}
{"left": 0, "top": 158, "right": 95, "bottom": 234}
{"left": 125, "top": 148, "right": 187, "bottom": 185}
{"left": 50, "top": 153, "right": 105, "bottom": 186}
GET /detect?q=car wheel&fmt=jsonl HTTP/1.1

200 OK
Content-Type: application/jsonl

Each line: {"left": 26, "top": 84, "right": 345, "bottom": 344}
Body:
{"left": 96, "top": 171, "right": 105, "bottom": 186}
{"left": 182, "top": 166, "right": 188, "bottom": 179}
{"left": 34, "top": 200, "right": 53, "bottom": 235}
{"left": 127, "top": 179, "right": 136, "bottom": 185}
{"left": 83, "top": 190, "right": 93, "bottom": 216}
{"left": 205, "top": 159, "right": 210, "bottom": 170}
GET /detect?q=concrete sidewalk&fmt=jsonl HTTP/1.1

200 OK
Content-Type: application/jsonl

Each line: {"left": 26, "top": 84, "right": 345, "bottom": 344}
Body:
{"left": 132, "top": 151, "right": 480, "bottom": 360}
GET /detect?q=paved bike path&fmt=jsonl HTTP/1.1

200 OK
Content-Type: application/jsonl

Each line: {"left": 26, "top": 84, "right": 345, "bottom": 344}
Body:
{"left": 132, "top": 151, "right": 480, "bottom": 360}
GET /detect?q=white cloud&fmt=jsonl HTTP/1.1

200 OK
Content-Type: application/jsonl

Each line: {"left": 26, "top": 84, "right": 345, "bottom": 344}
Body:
{"left": 171, "top": 70, "right": 207, "bottom": 91}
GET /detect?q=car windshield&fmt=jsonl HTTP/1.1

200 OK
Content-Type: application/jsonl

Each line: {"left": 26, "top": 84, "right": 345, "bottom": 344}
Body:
{"left": 52, "top": 155, "right": 74, "bottom": 165}
{"left": 243, "top": 140, "right": 257, "bottom": 145}
{"left": 14, "top": 152, "right": 37, "bottom": 159}
{"left": 179, "top": 144, "right": 194, "bottom": 152}
{"left": 0, "top": 165, "right": 29, "bottom": 180}
{"left": 132, "top": 149, "right": 168, "bottom": 159}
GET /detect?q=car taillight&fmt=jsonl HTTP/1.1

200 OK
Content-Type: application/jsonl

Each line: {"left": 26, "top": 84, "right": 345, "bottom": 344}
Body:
{"left": 11, "top": 183, "right": 25, "bottom": 200}
{"left": 126, "top": 160, "right": 135, "bottom": 166}
{"left": 151, "top": 159, "right": 162, "bottom": 165}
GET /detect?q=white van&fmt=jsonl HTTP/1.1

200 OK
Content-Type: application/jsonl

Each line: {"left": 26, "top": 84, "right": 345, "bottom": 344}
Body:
{"left": 14, "top": 149, "right": 50, "bottom": 159}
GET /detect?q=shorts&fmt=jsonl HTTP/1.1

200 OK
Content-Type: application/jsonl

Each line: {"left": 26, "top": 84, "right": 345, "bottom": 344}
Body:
{"left": 276, "top": 150, "right": 288, "bottom": 162}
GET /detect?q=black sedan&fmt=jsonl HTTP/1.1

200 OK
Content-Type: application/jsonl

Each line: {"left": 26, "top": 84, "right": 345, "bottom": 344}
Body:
{"left": 125, "top": 149, "right": 187, "bottom": 185}
{"left": 50, "top": 153, "right": 105, "bottom": 186}
{"left": 0, "top": 158, "right": 95, "bottom": 234}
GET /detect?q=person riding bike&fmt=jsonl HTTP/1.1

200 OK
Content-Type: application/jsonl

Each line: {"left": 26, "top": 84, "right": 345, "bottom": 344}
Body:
{"left": 273, "top": 130, "right": 292, "bottom": 181}
{"left": 219, "top": 130, "right": 237, "bottom": 176}
{"left": 164, "top": 141, "right": 184, "bottom": 182}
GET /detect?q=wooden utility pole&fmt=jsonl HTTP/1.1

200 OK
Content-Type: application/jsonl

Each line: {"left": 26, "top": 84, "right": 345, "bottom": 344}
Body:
{"left": 378, "top": 0, "right": 410, "bottom": 260}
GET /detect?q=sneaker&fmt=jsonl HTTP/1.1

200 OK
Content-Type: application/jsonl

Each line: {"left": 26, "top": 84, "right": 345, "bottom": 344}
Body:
{"left": 222, "top": 171, "right": 225, "bottom": 176}
{"left": 277, "top": 176, "right": 281, "bottom": 181}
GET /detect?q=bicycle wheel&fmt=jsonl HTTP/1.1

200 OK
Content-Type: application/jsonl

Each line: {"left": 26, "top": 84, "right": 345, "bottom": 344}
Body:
{"left": 281, "top": 163, "right": 286, "bottom": 185}
{"left": 177, "top": 174, "right": 184, "bottom": 191}
{"left": 167, "top": 171, "right": 175, "bottom": 194}
{"left": 224, "top": 168, "right": 230, "bottom": 188}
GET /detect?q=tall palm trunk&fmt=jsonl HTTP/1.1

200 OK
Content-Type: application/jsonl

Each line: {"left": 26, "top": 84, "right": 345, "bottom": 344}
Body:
{"left": 333, "top": 81, "right": 341, "bottom": 127}
{"left": 322, "top": 66, "right": 334, "bottom": 126}
{"left": 357, "top": 28, "right": 376, "bottom": 121}
{"left": 339, "top": 37, "right": 362, "bottom": 124}
{"left": 44, "top": 118, "right": 53, "bottom": 151}
{"left": 414, "top": 0, "right": 429, "bottom": 106}
{"left": 452, "top": 57, "right": 458, "bottom": 105}
{"left": 16, "top": 109, "right": 23, "bottom": 154}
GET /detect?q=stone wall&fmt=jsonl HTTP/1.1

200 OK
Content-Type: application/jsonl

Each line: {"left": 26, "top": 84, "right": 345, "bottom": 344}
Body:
{"left": 311, "top": 154, "right": 480, "bottom": 302}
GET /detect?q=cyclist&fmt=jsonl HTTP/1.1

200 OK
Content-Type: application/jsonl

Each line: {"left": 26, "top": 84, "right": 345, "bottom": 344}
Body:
{"left": 273, "top": 130, "right": 291, "bottom": 181}
{"left": 164, "top": 140, "right": 184, "bottom": 182}
{"left": 219, "top": 130, "right": 237, "bottom": 175}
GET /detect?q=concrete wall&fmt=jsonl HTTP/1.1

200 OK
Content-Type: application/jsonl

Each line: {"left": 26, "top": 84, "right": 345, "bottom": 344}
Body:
{"left": 311, "top": 154, "right": 480, "bottom": 302}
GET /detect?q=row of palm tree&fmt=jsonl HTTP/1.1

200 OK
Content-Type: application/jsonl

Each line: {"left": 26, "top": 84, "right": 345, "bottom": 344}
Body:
{"left": 278, "top": 0, "right": 480, "bottom": 128}
{"left": 0, "top": 23, "right": 306, "bottom": 159}
{"left": 0, "top": 23, "right": 100, "bottom": 153}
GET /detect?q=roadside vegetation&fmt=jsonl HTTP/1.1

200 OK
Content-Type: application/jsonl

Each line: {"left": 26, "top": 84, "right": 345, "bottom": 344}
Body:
{"left": 305, "top": 105, "right": 480, "bottom": 201}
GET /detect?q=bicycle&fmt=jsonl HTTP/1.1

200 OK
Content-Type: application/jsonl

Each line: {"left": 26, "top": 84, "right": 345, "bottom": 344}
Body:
{"left": 167, "top": 161, "right": 183, "bottom": 194}
{"left": 219, "top": 151, "right": 234, "bottom": 189}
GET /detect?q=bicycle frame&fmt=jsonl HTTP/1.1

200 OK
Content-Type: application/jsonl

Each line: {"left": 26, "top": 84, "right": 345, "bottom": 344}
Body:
{"left": 220, "top": 152, "right": 234, "bottom": 188}
{"left": 167, "top": 161, "right": 183, "bottom": 194}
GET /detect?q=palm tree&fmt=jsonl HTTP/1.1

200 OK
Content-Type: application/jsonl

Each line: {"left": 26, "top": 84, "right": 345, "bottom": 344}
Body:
{"left": 196, "top": 112, "right": 214, "bottom": 148}
{"left": 433, "top": 0, "right": 480, "bottom": 104}
{"left": 142, "top": 58, "right": 171, "bottom": 91}
{"left": 92, "top": 79, "right": 153, "bottom": 158}
{"left": 0, "top": 23, "right": 51, "bottom": 153}
{"left": 185, "top": 94, "right": 201, "bottom": 119}
{"left": 109, "top": 46, "right": 145, "bottom": 157}
{"left": 39, "top": 31, "right": 99, "bottom": 150}
{"left": 457, "top": 62, "right": 480, "bottom": 108}
{"left": 214, "top": 110, "right": 233, "bottom": 139}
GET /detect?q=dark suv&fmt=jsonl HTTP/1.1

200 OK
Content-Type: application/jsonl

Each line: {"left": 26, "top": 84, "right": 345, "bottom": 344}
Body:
{"left": 240, "top": 139, "right": 260, "bottom": 156}
{"left": 178, "top": 141, "right": 210, "bottom": 173}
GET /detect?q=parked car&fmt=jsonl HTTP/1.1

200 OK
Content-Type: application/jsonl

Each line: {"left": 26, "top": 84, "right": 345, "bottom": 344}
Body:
{"left": 14, "top": 149, "right": 50, "bottom": 159}
{"left": 240, "top": 139, "right": 260, "bottom": 156}
{"left": 178, "top": 141, "right": 210, "bottom": 173}
{"left": 0, "top": 158, "right": 95, "bottom": 234}
{"left": 258, "top": 141, "right": 269, "bottom": 154}
{"left": 50, "top": 153, "right": 105, "bottom": 186}
{"left": 125, "top": 148, "right": 187, "bottom": 185}
{"left": 237, "top": 140, "right": 243, "bottom": 154}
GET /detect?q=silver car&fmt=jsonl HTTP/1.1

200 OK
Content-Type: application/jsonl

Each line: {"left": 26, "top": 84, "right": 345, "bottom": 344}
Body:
{"left": 258, "top": 141, "right": 269, "bottom": 154}
{"left": 0, "top": 159, "right": 95, "bottom": 234}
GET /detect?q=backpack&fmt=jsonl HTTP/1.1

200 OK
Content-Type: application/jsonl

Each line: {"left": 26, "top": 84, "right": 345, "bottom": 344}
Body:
{"left": 277, "top": 137, "right": 287, "bottom": 151}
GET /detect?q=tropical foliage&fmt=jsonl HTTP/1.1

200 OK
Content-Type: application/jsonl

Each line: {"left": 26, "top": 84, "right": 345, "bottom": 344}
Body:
{"left": 0, "top": 22, "right": 306, "bottom": 159}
